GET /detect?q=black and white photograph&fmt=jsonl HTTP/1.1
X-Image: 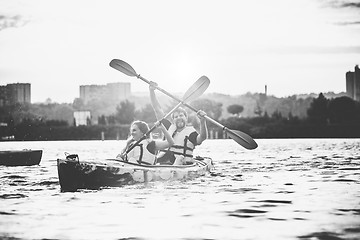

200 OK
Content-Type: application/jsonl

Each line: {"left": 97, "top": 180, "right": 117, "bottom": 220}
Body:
{"left": 1, "top": 0, "right": 360, "bottom": 239}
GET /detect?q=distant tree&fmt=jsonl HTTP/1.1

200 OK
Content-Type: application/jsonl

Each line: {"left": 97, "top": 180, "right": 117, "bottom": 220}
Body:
{"left": 86, "top": 117, "right": 91, "bottom": 126}
{"left": 45, "top": 120, "right": 68, "bottom": 126}
{"left": 288, "top": 112, "right": 293, "bottom": 120}
{"left": 186, "top": 98, "right": 222, "bottom": 129}
{"left": 190, "top": 98, "right": 222, "bottom": 120}
{"left": 227, "top": 104, "right": 244, "bottom": 117}
{"left": 8, "top": 103, "right": 43, "bottom": 125}
{"left": 98, "top": 115, "right": 106, "bottom": 125}
{"left": 107, "top": 115, "right": 116, "bottom": 125}
{"left": 45, "top": 98, "right": 52, "bottom": 104}
{"left": 29, "top": 102, "right": 74, "bottom": 125}
{"left": 222, "top": 116, "right": 252, "bottom": 134}
{"left": 258, "top": 93, "right": 268, "bottom": 108}
{"left": 73, "top": 98, "right": 85, "bottom": 110}
{"left": 51, "top": 104, "right": 74, "bottom": 124}
{"left": 254, "top": 103, "right": 263, "bottom": 117}
{"left": 271, "top": 109, "right": 283, "bottom": 120}
{"left": 114, "top": 100, "right": 135, "bottom": 124}
{"left": 263, "top": 111, "right": 269, "bottom": 119}
{"left": 307, "top": 93, "right": 329, "bottom": 125}
{"left": 85, "top": 99, "right": 110, "bottom": 118}
{"left": 135, "top": 104, "right": 156, "bottom": 123}
{"left": 328, "top": 96, "right": 357, "bottom": 124}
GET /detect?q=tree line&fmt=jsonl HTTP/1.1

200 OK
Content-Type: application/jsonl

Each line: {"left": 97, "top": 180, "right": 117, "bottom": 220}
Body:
{"left": 1, "top": 93, "right": 360, "bottom": 141}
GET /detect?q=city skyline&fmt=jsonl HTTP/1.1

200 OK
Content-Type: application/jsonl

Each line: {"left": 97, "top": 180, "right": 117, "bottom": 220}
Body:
{"left": 0, "top": 72, "right": 355, "bottom": 106}
{"left": 0, "top": 0, "right": 360, "bottom": 103}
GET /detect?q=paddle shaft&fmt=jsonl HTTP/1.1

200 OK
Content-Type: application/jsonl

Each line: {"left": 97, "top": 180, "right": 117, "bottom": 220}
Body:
{"left": 139, "top": 75, "right": 252, "bottom": 145}
{"left": 136, "top": 74, "right": 193, "bottom": 105}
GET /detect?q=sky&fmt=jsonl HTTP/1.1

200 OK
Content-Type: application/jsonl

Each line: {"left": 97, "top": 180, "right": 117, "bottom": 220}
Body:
{"left": 0, "top": 0, "right": 360, "bottom": 103}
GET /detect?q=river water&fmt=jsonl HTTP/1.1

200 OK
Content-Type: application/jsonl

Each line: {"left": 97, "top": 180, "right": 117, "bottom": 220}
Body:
{"left": 0, "top": 139, "right": 359, "bottom": 240}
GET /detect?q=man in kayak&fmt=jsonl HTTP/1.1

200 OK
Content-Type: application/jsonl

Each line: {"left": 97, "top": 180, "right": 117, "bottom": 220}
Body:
{"left": 149, "top": 82, "right": 208, "bottom": 165}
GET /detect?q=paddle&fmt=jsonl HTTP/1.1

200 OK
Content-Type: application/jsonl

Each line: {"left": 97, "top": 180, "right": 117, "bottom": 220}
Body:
{"left": 110, "top": 59, "right": 209, "bottom": 106}
{"left": 123, "top": 76, "right": 210, "bottom": 156}
{"left": 109, "top": 59, "right": 258, "bottom": 150}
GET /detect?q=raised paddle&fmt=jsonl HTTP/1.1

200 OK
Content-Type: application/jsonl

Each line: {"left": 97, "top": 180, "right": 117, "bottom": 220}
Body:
{"left": 109, "top": 59, "right": 209, "bottom": 106}
{"left": 123, "top": 76, "right": 210, "bottom": 157}
{"left": 109, "top": 59, "right": 258, "bottom": 150}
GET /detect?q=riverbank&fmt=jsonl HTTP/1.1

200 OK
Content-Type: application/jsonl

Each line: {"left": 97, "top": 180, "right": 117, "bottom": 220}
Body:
{"left": 1, "top": 123, "right": 360, "bottom": 141}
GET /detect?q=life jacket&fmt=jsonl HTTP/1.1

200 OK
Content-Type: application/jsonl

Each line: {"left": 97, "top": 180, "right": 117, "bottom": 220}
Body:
{"left": 157, "top": 125, "right": 197, "bottom": 163}
{"left": 126, "top": 139, "right": 155, "bottom": 165}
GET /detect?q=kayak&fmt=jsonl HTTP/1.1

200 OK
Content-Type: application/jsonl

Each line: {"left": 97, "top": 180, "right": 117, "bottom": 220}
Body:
{"left": 57, "top": 154, "right": 213, "bottom": 192}
{"left": 0, "top": 150, "right": 42, "bottom": 166}
{"left": 57, "top": 154, "right": 214, "bottom": 192}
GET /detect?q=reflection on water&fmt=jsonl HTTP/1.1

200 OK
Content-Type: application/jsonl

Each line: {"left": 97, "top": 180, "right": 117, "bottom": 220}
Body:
{"left": 0, "top": 139, "right": 359, "bottom": 240}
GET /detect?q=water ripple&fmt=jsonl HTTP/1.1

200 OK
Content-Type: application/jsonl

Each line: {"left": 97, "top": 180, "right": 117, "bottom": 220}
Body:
{"left": 0, "top": 211, "right": 17, "bottom": 215}
{"left": 0, "top": 139, "right": 359, "bottom": 240}
{"left": 0, "top": 193, "right": 28, "bottom": 199}
{"left": 298, "top": 231, "right": 343, "bottom": 240}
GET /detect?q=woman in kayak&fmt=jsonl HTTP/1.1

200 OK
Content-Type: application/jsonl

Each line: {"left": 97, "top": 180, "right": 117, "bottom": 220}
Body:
{"left": 117, "top": 120, "right": 174, "bottom": 165}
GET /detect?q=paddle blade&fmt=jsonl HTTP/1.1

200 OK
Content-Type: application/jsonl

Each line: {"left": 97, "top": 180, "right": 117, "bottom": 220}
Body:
{"left": 109, "top": 59, "right": 137, "bottom": 77}
{"left": 226, "top": 129, "right": 258, "bottom": 150}
{"left": 182, "top": 76, "right": 210, "bottom": 103}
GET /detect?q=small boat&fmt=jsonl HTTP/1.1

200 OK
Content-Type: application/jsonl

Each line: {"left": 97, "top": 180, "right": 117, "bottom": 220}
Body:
{"left": 57, "top": 154, "right": 214, "bottom": 192}
{"left": 0, "top": 150, "right": 43, "bottom": 166}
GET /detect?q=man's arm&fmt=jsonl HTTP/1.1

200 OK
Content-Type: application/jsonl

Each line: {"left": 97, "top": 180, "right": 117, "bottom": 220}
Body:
{"left": 196, "top": 110, "right": 208, "bottom": 145}
{"left": 149, "top": 81, "right": 165, "bottom": 120}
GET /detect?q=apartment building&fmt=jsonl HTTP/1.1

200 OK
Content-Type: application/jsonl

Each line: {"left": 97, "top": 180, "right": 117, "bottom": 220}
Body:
{"left": 79, "top": 82, "right": 131, "bottom": 104}
{"left": 0, "top": 83, "right": 31, "bottom": 106}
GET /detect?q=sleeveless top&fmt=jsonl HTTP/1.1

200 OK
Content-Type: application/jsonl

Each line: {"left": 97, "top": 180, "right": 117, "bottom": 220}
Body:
{"left": 125, "top": 139, "right": 156, "bottom": 165}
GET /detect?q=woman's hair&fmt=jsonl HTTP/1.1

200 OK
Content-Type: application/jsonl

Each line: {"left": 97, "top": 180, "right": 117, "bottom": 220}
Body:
{"left": 131, "top": 120, "right": 150, "bottom": 137}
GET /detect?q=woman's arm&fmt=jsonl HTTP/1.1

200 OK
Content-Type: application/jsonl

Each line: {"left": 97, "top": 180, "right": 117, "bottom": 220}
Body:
{"left": 154, "top": 123, "right": 174, "bottom": 150}
{"left": 116, "top": 136, "right": 134, "bottom": 159}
